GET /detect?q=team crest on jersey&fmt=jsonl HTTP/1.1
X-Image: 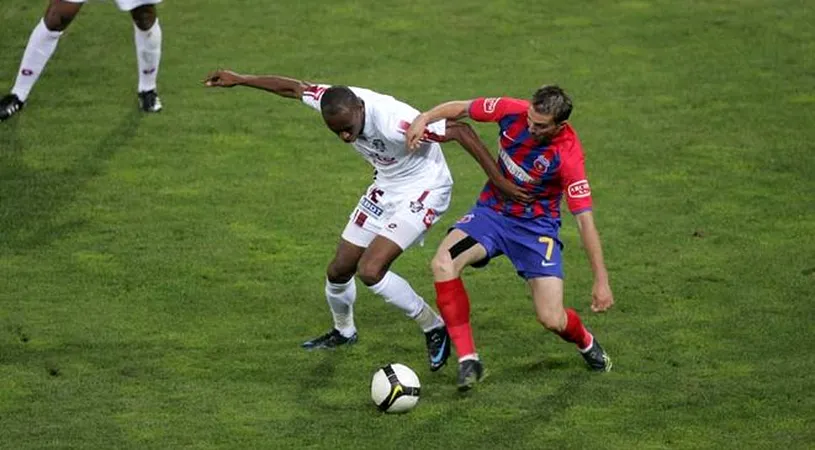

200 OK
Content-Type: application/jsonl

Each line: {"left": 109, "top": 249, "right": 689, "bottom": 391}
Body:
{"left": 533, "top": 155, "right": 551, "bottom": 172}
{"left": 372, "top": 139, "right": 387, "bottom": 152}
{"left": 410, "top": 200, "right": 424, "bottom": 214}
{"left": 567, "top": 180, "right": 591, "bottom": 198}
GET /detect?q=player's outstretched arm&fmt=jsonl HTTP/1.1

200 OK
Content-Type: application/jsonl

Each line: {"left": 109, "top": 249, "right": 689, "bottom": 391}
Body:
{"left": 407, "top": 101, "right": 472, "bottom": 150}
{"left": 574, "top": 211, "right": 614, "bottom": 313}
{"left": 444, "top": 121, "right": 533, "bottom": 204}
{"left": 203, "top": 69, "right": 310, "bottom": 99}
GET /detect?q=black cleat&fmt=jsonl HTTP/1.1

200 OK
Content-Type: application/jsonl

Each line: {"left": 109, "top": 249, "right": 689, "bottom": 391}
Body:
{"left": 581, "top": 337, "right": 612, "bottom": 372}
{"left": 425, "top": 326, "right": 451, "bottom": 372}
{"left": 457, "top": 358, "right": 484, "bottom": 391}
{"left": 0, "top": 94, "right": 24, "bottom": 122}
{"left": 301, "top": 328, "right": 357, "bottom": 350}
{"left": 138, "top": 89, "right": 163, "bottom": 113}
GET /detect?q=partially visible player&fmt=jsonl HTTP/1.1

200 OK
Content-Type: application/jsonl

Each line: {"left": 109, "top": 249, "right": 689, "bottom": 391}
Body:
{"left": 0, "top": 0, "right": 163, "bottom": 121}
{"left": 407, "top": 86, "right": 614, "bottom": 390}
{"left": 203, "top": 69, "right": 530, "bottom": 372}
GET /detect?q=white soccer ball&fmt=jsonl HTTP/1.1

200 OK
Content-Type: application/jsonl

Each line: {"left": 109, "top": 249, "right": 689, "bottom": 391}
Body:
{"left": 371, "top": 363, "right": 421, "bottom": 413}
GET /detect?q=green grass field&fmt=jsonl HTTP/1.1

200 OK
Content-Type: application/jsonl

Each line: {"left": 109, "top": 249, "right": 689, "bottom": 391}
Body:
{"left": 2, "top": 0, "right": 814, "bottom": 448}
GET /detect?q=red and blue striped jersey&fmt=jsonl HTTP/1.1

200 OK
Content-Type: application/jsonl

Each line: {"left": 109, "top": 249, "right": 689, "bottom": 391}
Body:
{"left": 468, "top": 97, "right": 593, "bottom": 219}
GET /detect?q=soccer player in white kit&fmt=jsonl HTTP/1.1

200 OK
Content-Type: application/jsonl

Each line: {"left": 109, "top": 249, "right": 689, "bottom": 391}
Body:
{"left": 203, "top": 69, "right": 531, "bottom": 371}
{"left": 0, "top": 0, "right": 163, "bottom": 121}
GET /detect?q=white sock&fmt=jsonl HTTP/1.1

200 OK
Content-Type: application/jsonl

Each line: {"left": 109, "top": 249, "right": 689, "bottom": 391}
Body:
{"left": 368, "top": 271, "right": 444, "bottom": 332}
{"left": 325, "top": 278, "right": 356, "bottom": 338}
{"left": 10, "top": 19, "right": 62, "bottom": 102}
{"left": 134, "top": 19, "right": 162, "bottom": 92}
{"left": 579, "top": 334, "right": 594, "bottom": 353}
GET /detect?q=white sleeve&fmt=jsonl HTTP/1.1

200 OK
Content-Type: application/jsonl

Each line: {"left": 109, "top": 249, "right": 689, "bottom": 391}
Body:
{"left": 301, "top": 84, "right": 331, "bottom": 112}
{"left": 424, "top": 118, "right": 446, "bottom": 142}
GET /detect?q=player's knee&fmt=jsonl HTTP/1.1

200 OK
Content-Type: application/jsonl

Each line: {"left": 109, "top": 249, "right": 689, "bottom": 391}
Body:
{"left": 44, "top": 9, "right": 77, "bottom": 31}
{"left": 130, "top": 5, "right": 157, "bottom": 30}
{"left": 430, "top": 251, "right": 456, "bottom": 280}
{"left": 326, "top": 261, "right": 355, "bottom": 284}
{"left": 536, "top": 309, "right": 565, "bottom": 332}
{"left": 356, "top": 260, "right": 386, "bottom": 286}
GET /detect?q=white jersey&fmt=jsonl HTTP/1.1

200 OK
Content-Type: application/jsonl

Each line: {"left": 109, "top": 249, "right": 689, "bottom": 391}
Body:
{"left": 301, "top": 85, "right": 453, "bottom": 192}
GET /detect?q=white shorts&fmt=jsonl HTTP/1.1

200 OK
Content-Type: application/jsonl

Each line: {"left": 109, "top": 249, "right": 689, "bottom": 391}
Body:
{"left": 341, "top": 184, "right": 452, "bottom": 250}
{"left": 64, "top": 0, "right": 162, "bottom": 12}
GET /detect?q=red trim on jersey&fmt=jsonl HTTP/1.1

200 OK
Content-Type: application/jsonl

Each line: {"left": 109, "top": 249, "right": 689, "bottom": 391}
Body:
{"left": 415, "top": 190, "right": 429, "bottom": 202}
{"left": 397, "top": 120, "right": 444, "bottom": 143}
{"left": 303, "top": 85, "right": 327, "bottom": 100}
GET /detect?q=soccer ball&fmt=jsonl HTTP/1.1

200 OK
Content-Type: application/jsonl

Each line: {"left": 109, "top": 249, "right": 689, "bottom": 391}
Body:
{"left": 370, "top": 363, "right": 421, "bottom": 413}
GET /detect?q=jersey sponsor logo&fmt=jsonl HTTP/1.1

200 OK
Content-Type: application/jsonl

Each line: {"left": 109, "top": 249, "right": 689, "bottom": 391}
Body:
{"left": 360, "top": 147, "right": 398, "bottom": 166}
{"left": 499, "top": 149, "right": 536, "bottom": 183}
{"left": 567, "top": 180, "right": 591, "bottom": 198}
{"left": 483, "top": 97, "right": 500, "bottom": 114}
{"left": 533, "top": 155, "right": 551, "bottom": 172}
{"left": 456, "top": 213, "right": 474, "bottom": 224}
{"left": 409, "top": 200, "right": 424, "bottom": 214}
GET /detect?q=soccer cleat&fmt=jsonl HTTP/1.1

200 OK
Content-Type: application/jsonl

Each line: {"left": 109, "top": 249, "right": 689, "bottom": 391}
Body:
{"left": 138, "top": 89, "right": 163, "bottom": 113}
{"left": 424, "top": 326, "right": 451, "bottom": 372}
{"left": 456, "top": 358, "right": 484, "bottom": 391}
{"left": 0, "top": 94, "right": 24, "bottom": 122}
{"left": 581, "top": 337, "right": 612, "bottom": 372}
{"left": 301, "top": 328, "right": 358, "bottom": 350}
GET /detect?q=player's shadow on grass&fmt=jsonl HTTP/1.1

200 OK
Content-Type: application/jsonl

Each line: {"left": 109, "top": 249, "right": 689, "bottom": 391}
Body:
{"left": 0, "top": 111, "right": 140, "bottom": 252}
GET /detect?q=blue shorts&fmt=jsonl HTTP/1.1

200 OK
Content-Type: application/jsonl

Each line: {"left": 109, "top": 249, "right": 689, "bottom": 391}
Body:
{"left": 453, "top": 206, "right": 564, "bottom": 279}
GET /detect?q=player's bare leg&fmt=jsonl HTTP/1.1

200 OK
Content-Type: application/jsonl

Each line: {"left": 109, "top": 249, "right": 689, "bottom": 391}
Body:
{"left": 301, "top": 239, "right": 365, "bottom": 350}
{"left": 129, "top": 4, "right": 162, "bottom": 112}
{"left": 528, "top": 277, "right": 611, "bottom": 371}
{"left": 431, "top": 229, "right": 489, "bottom": 390}
{"left": 358, "top": 235, "right": 450, "bottom": 372}
{"left": 1, "top": 0, "right": 81, "bottom": 121}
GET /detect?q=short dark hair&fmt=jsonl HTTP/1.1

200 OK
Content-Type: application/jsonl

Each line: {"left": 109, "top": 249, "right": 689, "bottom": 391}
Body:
{"left": 531, "top": 85, "right": 572, "bottom": 123}
{"left": 320, "top": 85, "right": 360, "bottom": 116}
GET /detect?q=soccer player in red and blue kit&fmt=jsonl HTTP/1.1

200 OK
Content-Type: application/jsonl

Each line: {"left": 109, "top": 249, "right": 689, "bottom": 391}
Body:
{"left": 407, "top": 86, "right": 614, "bottom": 390}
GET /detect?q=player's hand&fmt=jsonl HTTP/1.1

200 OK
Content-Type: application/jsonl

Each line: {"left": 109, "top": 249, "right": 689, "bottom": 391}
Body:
{"left": 406, "top": 114, "right": 430, "bottom": 151}
{"left": 204, "top": 69, "right": 243, "bottom": 88}
{"left": 493, "top": 177, "right": 534, "bottom": 204}
{"left": 591, "top": 281, "right": 614, "bottom": 313}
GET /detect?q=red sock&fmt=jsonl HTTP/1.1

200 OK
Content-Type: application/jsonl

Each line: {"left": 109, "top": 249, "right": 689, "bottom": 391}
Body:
{"left": 435, "top": 278, "right": 476, "bottom": 358}
{"left": 558, "top": 308, "right": 593, "bottom": 350}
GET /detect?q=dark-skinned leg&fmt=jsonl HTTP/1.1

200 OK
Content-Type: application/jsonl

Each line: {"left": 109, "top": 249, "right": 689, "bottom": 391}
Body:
{"left": 1, "top": 0, "right": 81, "bottom": 121}
{"left": 129, "top": 4, "right": 162, "bottom": 112}
{"left": 301, "top": 239, "right": 365, "bottom": 350}
{"left": 358, "top": 235, "right": 450, "bottom": 371}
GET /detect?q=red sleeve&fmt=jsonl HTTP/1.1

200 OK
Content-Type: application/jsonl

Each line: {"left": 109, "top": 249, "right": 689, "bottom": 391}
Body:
{"left": 468, "top": 97, "right": 529, "bottom": 122}
{"left": 559, "top": 140, "right": 593, "bottom": 214}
